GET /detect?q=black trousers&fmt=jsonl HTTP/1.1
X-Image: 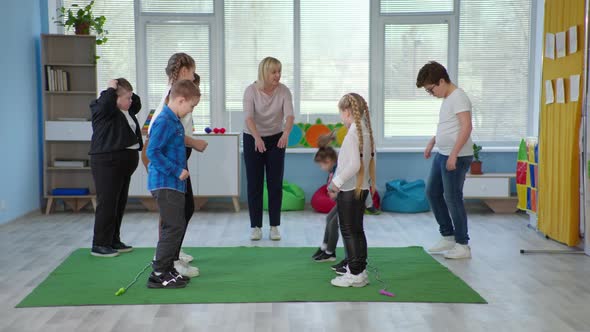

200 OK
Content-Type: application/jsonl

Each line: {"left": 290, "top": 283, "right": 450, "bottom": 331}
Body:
{"left": 152, "top": 189, "right": 186, "bottom": 272}
{"left": 323, "top": 205, "right": 340, "bottom": 253}
{"left": 91, "top": 149, "right": 139, "bottom": 247}
{"left": 174, "top": 147, "right": 194, "bottom": 260}
{"left": 243, "top": 132, "right": 285, "bottom": 228}
{"left": 337, "top": 189, "right": 369, "bottom": 275}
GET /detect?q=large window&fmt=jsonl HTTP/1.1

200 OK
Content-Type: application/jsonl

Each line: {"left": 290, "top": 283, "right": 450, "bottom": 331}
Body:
{"left": 458, "top": 0, "right": 532, "bottom": 144}
{"left": 383, "top": 24, "right": 448, "bottom": 137}
{"left": 145, "top": 23, "right": 211, "bottom": 132}
{"left": 224, "top": 0, "right": 369, "bottom": 125}
{"left": 378, "top": 0, "right": 533, "bottom": 146}
{"left": 62, "top": 0, "right": 136, "bottom": 90}
{"left": 224, "top": 0, "right": 294, "bottom": 114}
{"left": 300, "top": 0, "right": 369, "bottom": 116}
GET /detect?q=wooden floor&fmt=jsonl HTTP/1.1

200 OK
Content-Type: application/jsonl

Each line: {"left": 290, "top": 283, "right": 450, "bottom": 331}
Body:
{"left": 1, "top": 203, "right": 589, "bottom": 332}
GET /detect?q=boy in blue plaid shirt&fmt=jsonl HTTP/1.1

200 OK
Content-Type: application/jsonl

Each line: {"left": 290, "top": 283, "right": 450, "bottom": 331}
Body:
{"left": 146, "top": 80, "right": 201, "bottom": 289}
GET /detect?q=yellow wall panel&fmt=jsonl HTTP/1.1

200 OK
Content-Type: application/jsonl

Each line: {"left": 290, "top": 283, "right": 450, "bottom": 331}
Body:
{"left": 538, "top": 0, "right": 585, "bottom": 246}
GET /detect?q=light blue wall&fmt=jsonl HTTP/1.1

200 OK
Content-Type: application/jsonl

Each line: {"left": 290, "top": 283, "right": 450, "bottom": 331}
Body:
{"left": 0, "top": 0, "right": 47, "bottom": 224}
{"left": 239, "top": 151, "right": 518, "bottom": 203}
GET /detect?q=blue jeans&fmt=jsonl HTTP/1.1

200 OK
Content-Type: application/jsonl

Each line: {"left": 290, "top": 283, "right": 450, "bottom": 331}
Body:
{"left": 426, "top": 153, "right": 473, "bottom": 245}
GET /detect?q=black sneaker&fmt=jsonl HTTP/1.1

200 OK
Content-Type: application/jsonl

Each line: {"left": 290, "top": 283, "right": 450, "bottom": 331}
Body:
{"left": 314, "top": 251, "right": 337, "bottom": 262}
{"left": 171, "top": 268, "right": 191, "bottom": 284}
{"left": 331, "top": 259, "right": 348, "bottom": 271}
{"left": 112, "top": 242, "right": 133, "bottom": 253}
{"left": 311, "top": 247, "right": 323, "bottom": 259}
{"left": 334, "top": 265, "right": 348, "bottom": 275}
{"left": 147, "top": 271, "right": 188, "bottom": 289}
{"left": 91, "top": 246, "right": 119, "bottom": 257}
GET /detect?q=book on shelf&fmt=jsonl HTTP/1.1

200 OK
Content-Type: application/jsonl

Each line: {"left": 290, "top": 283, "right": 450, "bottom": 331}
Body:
{"left": 53, "top": 159, "right": 89, "bottom": 168}
{"left": 45, "top": 66, "right": 70, "bottom": 92}
{"left": 62, "top": 70, "right": 68, "bottom": 91}
{"left": 57, "top": 69, "right": 63, "bottom": 91}
{"left": 46, "top": 66, "right": 53, "bottom": 91}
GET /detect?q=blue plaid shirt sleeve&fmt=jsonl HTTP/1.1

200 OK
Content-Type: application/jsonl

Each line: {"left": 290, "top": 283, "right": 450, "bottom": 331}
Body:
{"left": 147, "top": 118, "right": 183, "bottom": 179}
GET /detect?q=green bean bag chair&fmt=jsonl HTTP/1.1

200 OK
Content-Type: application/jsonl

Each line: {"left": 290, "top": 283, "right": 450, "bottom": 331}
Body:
{"left": 263, "top": 180, "right": 306, "bottom": 211}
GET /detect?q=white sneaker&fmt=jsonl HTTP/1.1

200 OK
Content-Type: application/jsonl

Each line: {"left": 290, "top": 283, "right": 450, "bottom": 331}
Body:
{"left": 270, "top": 226, "right": 281, "bottom": 241}
{"left": 444, "top": 244, "right": 471, "bottom": 259}
{"left": 174, "top": 260, "right": 200, "bottom": 277}
{"left": 331, "top": 268, "right": 369, "bottom": 288}
{"left": 428, "top": 236, "right": 456, "bottom": 253}
{"left": 250, "top": 227, "right": 262, "bottom": 241}
{"left": 179, "top": 250, "right": 194, "bottom": 263}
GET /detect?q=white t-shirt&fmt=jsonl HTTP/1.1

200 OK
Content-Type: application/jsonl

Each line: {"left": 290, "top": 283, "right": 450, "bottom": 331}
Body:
{"left": 148, "top": 86, "right": 194, "bottom": 136}
{"left": 120, "top": 109, "right": 140, "bottom": 149}
{"left": 435, "top": 88, "right": 474, "bottom": 157}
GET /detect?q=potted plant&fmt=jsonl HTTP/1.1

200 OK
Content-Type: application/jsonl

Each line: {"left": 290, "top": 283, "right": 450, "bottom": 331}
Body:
{"left": 470, "top": 143, "right": 483, "bottom": 175}
{"left": 54, "top": 1, "right": 108, "bottom": 46}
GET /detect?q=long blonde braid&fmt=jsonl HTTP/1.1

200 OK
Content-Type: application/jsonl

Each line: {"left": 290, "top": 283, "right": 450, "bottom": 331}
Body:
{"left": 338, "top": 93, "right": 376, "bottom": 198}
{"left": 342, "top": 94, "right": 365, "bottom": 198}
{"left": 360, "top": 96, "right": 377, "bottom": 193}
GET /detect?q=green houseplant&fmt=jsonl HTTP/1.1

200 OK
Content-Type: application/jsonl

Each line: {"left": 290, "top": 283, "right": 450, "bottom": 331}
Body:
{"left": 54, "top": 1, "right": 108, "bottom": 46}
{"left": 470, "top": 143, "right": 483, "bottom": 175}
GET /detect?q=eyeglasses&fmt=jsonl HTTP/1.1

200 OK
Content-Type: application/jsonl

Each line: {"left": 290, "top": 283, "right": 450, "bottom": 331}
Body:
{"left": 425, "top": 84, "right": 437, "bottom": 95}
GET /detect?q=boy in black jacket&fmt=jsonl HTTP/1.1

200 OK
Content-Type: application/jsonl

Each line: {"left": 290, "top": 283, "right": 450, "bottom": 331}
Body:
{"left": 89, "top": 78, "right": 143, "bottom": 257}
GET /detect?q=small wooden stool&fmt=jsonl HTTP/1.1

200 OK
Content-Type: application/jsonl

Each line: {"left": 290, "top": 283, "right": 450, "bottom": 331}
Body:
{"left": 45, "top": 195, "right": 97, "bottom": 215}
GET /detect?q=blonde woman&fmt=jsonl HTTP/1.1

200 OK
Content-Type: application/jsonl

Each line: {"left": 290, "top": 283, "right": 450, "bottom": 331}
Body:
{"left": 243, "top": 57, "right": 294, "bottom": 241}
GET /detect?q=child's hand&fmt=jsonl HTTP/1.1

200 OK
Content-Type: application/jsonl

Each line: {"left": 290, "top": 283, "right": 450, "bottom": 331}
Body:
{"left": 255, "top": 137, "right": 266, "bottom": 153}
{"left": 193, "top": 139, "right": 208, "bottom": 152}
{"left": 424, "top": 146, "right": 432, "bottom": 159}
{"left": 179, "top": 169, "right": 189, "bottom": 180}
{"left": 108, "top": 79, "right": 118, "bottom": 90}
{"left": 424, "top": 139, "right": 435, "bottom": 159}
{"left": 328, "top": 191, "right": 337, "bottom": 200}
{"left": 446, "top": 155, "right": 457, "bottom": 171}
{"left": 327, "top": 182, "right": 340, "bottom": 200}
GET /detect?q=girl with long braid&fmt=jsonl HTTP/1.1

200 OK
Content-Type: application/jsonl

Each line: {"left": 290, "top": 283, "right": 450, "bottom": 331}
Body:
{"left": 144, "top": 53, "right": 207, "bottom": 278}
{"left": 328, "top": 93, "right": 376, "bottom": 288}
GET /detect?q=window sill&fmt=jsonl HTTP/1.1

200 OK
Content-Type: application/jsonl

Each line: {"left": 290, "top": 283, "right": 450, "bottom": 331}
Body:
{"left": 238, "top": 146, "right": 520, "bottom": 154}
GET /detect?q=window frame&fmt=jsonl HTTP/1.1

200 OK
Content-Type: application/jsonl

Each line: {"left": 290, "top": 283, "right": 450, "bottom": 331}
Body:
{"left": 134, "top": 1, "right": 220, "bottom": 132}
{"left": 372, "top": 0, "right": 458, "bottom": 148}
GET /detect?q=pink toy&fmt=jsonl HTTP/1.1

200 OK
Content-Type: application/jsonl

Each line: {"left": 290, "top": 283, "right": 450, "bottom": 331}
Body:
{"left": 213, "top": 128, "right": 220, "bottom": 134}
{"left": 220, "top": 128, "right": 226, "bottom": 134}
{"left": 379, "top": 289, "right": 395, "bottom": 297}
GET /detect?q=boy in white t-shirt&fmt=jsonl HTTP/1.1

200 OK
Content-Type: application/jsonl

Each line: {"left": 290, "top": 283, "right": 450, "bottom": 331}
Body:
{"left": 416, "top": 61, "right": 474, "bottom": 259}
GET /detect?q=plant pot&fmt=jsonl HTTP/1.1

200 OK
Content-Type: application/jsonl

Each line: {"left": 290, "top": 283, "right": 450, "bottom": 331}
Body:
{"left": 470, "top": 161, "right": 483, "bottom": 175}
{"left": 75, "top": 22, "right": 90, "bottom": 35}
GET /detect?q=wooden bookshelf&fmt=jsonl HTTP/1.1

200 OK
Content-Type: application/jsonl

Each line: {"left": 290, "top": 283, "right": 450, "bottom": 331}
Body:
{"left": 42, "top": 34, "right": 97, "bottom": 214}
